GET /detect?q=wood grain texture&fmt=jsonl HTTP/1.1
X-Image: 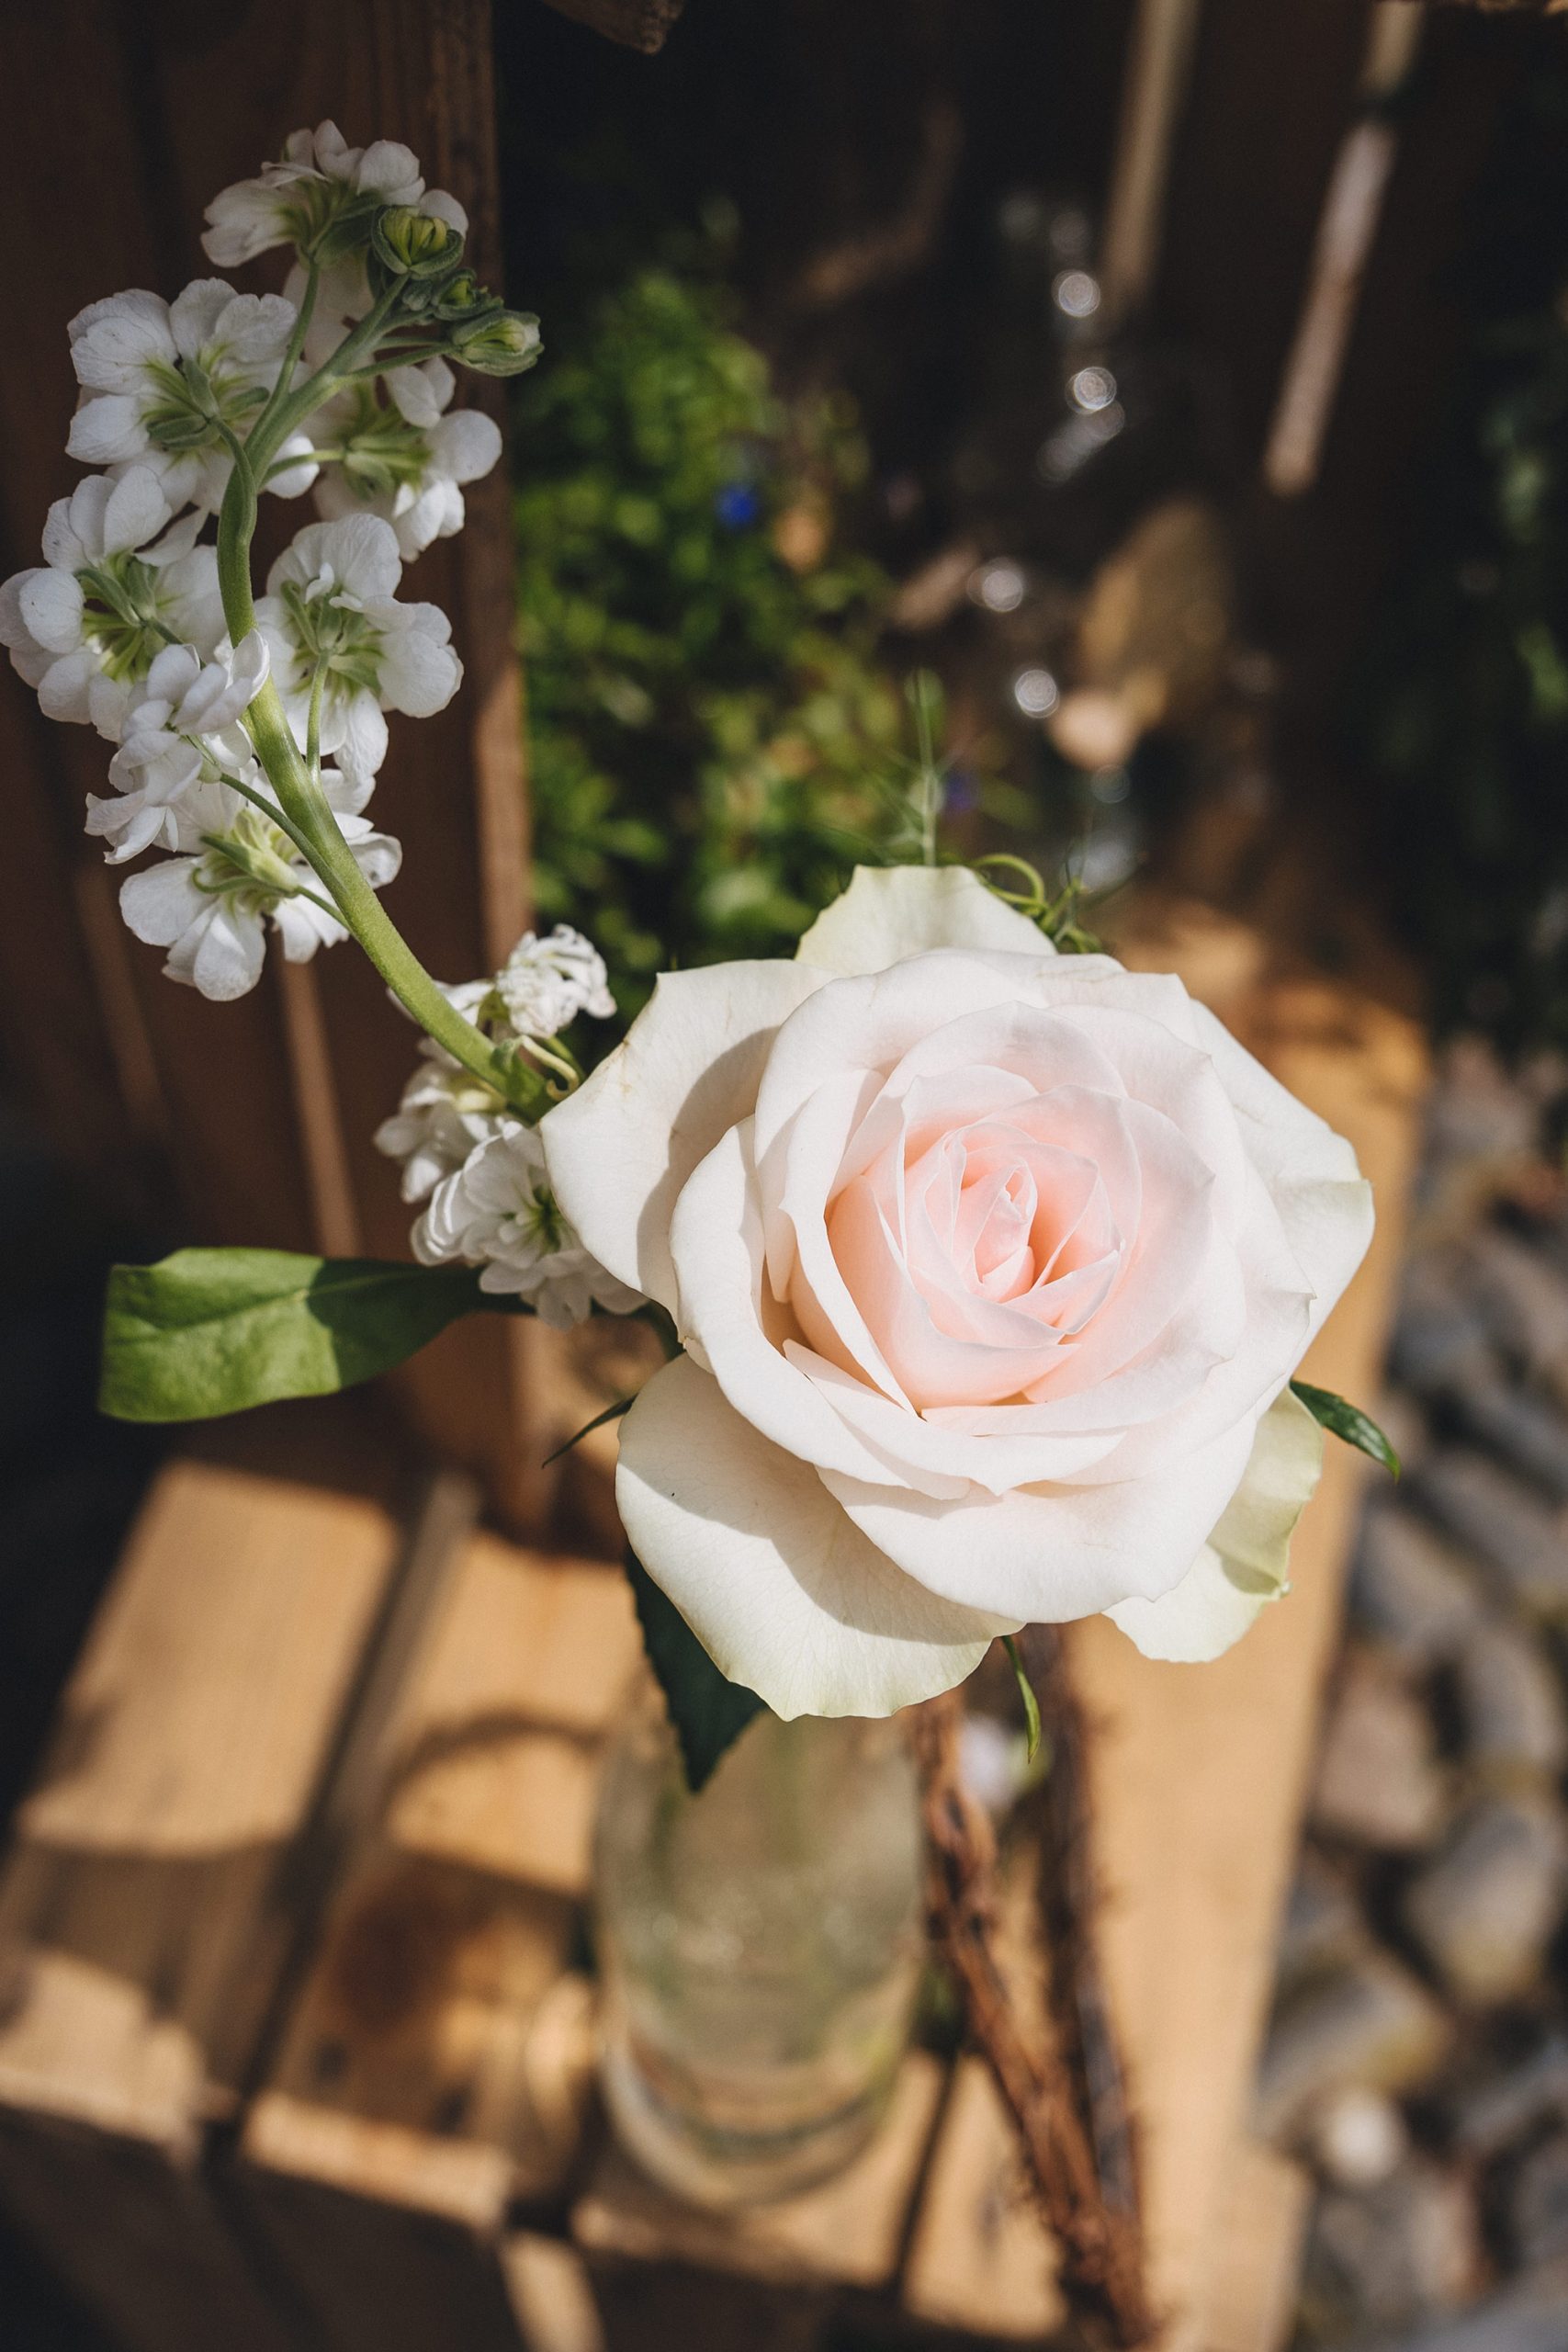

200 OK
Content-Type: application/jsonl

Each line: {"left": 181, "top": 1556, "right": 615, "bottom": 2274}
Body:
{"left": 0, "top": 1459, "right": 406, "bottom": 2352}
{"left": 234, "top": 1536, "right": 641, "bottom": 2349}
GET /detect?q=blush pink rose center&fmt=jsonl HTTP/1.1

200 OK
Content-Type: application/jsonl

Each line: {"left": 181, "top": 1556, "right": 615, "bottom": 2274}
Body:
{"left": 824, "top": 1084, "right": 1148, "bottom": 1409}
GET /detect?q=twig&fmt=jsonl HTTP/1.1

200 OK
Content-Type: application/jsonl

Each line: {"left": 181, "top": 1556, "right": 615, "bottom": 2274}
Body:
{"left": 1023, "top": 1627, "right": 1141, "bottom": 2228}
{"left": 912, "top": 1689, "right": 1154, "bottom": 2347}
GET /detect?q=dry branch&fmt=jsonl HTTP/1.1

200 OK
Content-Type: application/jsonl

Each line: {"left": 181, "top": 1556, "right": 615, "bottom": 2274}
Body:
{"left": 1024, "top": 1627, "right": 1142, "bottom": 2233}
{"left": 912, "top": 1688, "right": 1154, "bottom": 2348}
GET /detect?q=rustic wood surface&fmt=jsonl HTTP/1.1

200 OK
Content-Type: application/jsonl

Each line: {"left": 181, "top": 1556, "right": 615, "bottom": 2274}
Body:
{"left": 0, "top": 1460, "right": 410, "bottom": 2352}
{"left": 232, "top": 1535, "right": 643, "bottom": 2348}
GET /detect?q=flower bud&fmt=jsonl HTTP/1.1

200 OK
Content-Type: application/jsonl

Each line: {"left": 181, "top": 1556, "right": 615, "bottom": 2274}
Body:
{"left": 451, "top": 309, "right": 542, "bottom": 378}
{"left": 371, "top": 204, "right": 465, "bottom": 281}
{"left": 433, "top": 268, "right": 506, "bottom": 325}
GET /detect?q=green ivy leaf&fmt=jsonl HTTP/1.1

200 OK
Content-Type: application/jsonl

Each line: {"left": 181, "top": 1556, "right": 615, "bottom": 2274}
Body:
{"left": 1289, "top": 1379, "right": 1402, "bottom": 1478}
{"left": 1002, "top": 1634, "right": 1043, "bottom": 1762}
{"left": 624, "top": 1548, "right": 766, "bottom": 1792}
{"left": 100, "top": 1249, "right": 511, "bottom": 1423}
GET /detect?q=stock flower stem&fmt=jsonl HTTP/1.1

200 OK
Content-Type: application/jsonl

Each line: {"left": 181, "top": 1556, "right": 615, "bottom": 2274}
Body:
{"left": 212, "top": 409, "right": 520, "bottom": 1106}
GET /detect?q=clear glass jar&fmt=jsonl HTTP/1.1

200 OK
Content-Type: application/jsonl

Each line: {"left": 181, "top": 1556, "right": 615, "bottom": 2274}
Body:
{"left": 592, "top": 1689, "right": 924, "bottom": 2208}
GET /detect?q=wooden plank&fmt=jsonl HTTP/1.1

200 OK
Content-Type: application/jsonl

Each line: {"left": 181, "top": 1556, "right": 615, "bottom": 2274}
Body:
{"left": 0, "top": 0, "right": 310, "bottom": 1238}
{"left": 0, "top": 1459, "right": 410, "bottom": 2352}
{"left": 903, "top": 908, "right": 1427, "bottom": 2351}
{"left": 573, "top": 2055, "right": 946, "bottom": 2352}
{"left": 233, "top": 1534, "right": 643, "bottom": 2349}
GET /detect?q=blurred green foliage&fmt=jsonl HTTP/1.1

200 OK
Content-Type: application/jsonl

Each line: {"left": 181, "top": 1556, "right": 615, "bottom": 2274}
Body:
{"left": 1348, "top": 56, "right": 1568, "bottom": 1053}
{"left": 513, "top": 261, "right": 915, "bottom": 1010}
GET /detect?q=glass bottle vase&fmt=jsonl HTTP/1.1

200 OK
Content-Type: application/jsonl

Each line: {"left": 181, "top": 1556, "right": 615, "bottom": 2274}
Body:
{"left": 592, "top": 1689, "right": 925, "bottom": 2209}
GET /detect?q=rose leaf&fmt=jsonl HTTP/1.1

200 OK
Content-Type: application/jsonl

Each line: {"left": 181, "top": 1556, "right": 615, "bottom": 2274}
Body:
{"left": 100, "top": 1248, "right": 513, "bottom": 1422}
{"left": 624, "top": 1547, "right": 767, "bottom": 1791}
{"left": 1288, "top": 1378, "right": 1401, "bottom": 1478}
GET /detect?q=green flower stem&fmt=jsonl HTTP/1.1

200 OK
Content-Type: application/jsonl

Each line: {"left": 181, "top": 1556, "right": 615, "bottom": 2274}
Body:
{"left": 214, "top": 374, "right": 523, "bottom": 1108}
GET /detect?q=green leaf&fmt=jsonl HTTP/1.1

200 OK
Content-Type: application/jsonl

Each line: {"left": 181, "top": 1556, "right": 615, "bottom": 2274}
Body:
{"left": 624, "top": 1548, "right": 766, "bottom": 1792}
{"left": 1289, "top": 1379, "right": 1402, "bottom": 1478}
{"left": 100, "top": 1249, "right": 507, "bottom": 1423}
{"left": 1003, "top": 1634, "right": 1042, "bottom": 1762}
{"left": 542, "top": 1394, "right": 634, "bottom": 1467}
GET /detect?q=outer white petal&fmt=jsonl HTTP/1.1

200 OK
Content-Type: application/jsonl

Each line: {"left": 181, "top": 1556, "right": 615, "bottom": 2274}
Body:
{"left": 541, "top": 959, "right": 828, "bottom": 1311}
{"left": 384, "top": 361, "right": 448, "bottom": 429}
{"left": 101, "top": 466, "right": 174, "bottom": 554}
{"left": 169, "top": 278, "right": 239, "bottom": 360}
{"left": 186, "top": 901, "right": 267, "bottom": 999}
{"left": 420, "top": 188, "right": 468, "bottom": 234}
{"left": 337, "top": 689, "right": 389, "bottom": 779}
{"left": 820, "top": 1411, "right": 1258, "bottom": 1623}
{"left": 377, "top": 610, "right": 461, "bottom": 715}
{"left": 1104, "top": 1388, "right": 1324, "bottom": 1661}
{"left": 616, "top": 1353, "right": 1013, "bottom": 1719}
{"left": 119, "top": 858, "right": 207, "bottom": 945}
{"left": 795, "top": 863, "right": 1051, "bottom": 977}
{"left": 67, "top": 395, "right": 147, "bottom": 466}
{"left": 1190, "top": 1001, "right": 1375, "bottom": 1342}
{"left": 431, "top": 407, "right": 502, "bottom": 485}
{"left": 355, "top": 140, "right": 423, "bottom": 199}
{"left": 18, "top": 570, "right": 85, "bottom": 654}
{"left": 70, "top": 295, "right": 174, "bottom": 390}
{"left": 38, "top": 649, "right": 99, "bottom": 723}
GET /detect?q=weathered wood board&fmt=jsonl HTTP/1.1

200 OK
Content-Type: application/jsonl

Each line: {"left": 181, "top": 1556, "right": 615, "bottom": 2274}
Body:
{"left": 231, "top": 1534, "right": 643, "bottom": 2348}
{"left": 0, "top": 1461, "right": 411, "bottom": 2352}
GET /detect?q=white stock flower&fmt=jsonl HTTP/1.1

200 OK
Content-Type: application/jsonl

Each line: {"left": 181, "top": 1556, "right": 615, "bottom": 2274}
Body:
{"left": 541, "top": 864, "right": 1376, "bottom": 1720}
{"left": 311, "top": 359, "right": 502, "bottom": 559}
{"left": 203, "top": 121, "right": 467, "bottom": 273}
{"left": 375, "top": 1051, "right": 507, "bottom": 1204}
{"left": 85, "top": 632, "right": 270, "bottom": 863}
{"left": 413, "top": 1121, "right": 643, "bottom": 1328}
{"left": 118, "top": 770, "right": 399, "bottom": 1001}
{"left": 494, "top": 924, "right": 616, "bottom": 1038}
{"left": 255, "top": 514, "right": 462, "bottom": 781}
{"left": 67, "top": 281, "right": 299, "bottom": 512}
{"left": 0, "top": 468, "right": 222, "bottom": 736}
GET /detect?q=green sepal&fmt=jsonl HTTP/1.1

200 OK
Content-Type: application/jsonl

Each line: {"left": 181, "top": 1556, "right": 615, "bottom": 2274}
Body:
{"left": 624, "top": 1548, "right": 766, "bottom": 1792}
{"left": 1289, "top": 1378, "right": 1401, "bottom": 1478}
{"left": 1002, "top": 1634, "right": 1043, "bottom": 1762}
{"left": 100, "top": 1248, "right": 521, "bottom": 1424}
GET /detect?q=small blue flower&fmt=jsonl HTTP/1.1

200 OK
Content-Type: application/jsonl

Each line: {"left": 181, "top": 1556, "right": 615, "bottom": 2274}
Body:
{"left": 715, "top": 481, "right": 761, "bottom": 530}
{"left": 945, "top": 770, "right": 980, "bottom": 814}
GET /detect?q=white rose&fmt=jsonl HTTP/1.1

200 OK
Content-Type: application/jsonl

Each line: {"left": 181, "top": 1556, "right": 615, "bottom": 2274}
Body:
{"left": 541, "top": 866, "right": 1373, "bottom": 1719}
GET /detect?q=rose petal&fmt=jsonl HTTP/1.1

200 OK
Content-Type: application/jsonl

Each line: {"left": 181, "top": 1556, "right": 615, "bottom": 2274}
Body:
{"left": 1104, "top": 1386, "right": 1324, "bottom": 1661}
{"left": 819, "top": 1409, "right": 1258, "bottom": 1621}
{"left": 796, "top": 863, "right": 1051, "bottom": 976}
{"left": 615, "top": 1352, "right": 1013, "bottom": 1719}
{"left": 542, "top": 959, "right": 827, "bottom": 1311}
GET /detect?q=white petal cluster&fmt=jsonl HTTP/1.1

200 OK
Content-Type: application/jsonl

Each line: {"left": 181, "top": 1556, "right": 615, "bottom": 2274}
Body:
{"left": 375, "top": 922, "right": 628, "bottom": 1321}
{"left": 0, "top": 467, "right": 221, "bottom": 735}
{"left": 255, "top": 514, "right": 462, "bottom": 782}
{"left": 68, "top": 280, "right": 300, "bottom": 513}
{"left": 203, "top": 120, "right": 468, "bottom": 325}
{"left": 6, "top": 124, "right": 512, "bottom": 1016}
{"left": 119, "top": 767, "right": 400, "bottom": 1001}
{"left": 412, "top": 1120, "right": 642, "bottom": 1329}
{"left": 311, "top": 358, "right": 502, "bottom": 558}
{"left": 494, "top": 924, "right": 616, "bottom": 1038}
{"left": 86, "top": 632, "right": 270, "bottom": 862}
